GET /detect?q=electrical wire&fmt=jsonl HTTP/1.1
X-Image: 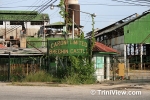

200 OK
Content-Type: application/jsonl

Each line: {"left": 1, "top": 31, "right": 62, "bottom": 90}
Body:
{"left": 49, "top": 8, "right": 59, "bottom": 17}
{"left": 4, "top": 0, "right": 50, "bottom": 34}
{"left": 1, "top": 2, "right": 150, "bottom": 8}
{"left": 4, "top": 0, "right": 58, "bottom": 35}
{"left": 81, "top": 20, "right": 117, "bottom": 22}
{"left": 0, "top": 0, "right": 28, "bottom": 6}
{"left": 123, "top": 0, "right": 150, "bottom": 5}
{"left": 3, "top": 0, "right": 48, "bottom": 34}
{"left": 26, "top": 0, "right": 42, "bottom": 10}
{"left": 124, "top": 0, "right": 150, "bottom": 4}
{"left": 80, "top": 3, "right": 146, "bottom": 6}
{"left": 82, "top": 15, "right": 91, "bottom": 28}
{"left": 111, "top": 0, "right": 150, "bottom": 6}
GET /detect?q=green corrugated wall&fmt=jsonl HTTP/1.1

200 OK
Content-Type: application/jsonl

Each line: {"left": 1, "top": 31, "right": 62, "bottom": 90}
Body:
{"left": 0, "top": 10, "right": 49, "bottom": 21}
{"left": 124, "top": 13, "right": 150, "bottom": 43}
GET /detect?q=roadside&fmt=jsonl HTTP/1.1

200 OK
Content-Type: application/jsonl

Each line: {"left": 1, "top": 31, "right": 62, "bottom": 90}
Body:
{"left": 0, "top": 80, "right": 150, "bottom": 90}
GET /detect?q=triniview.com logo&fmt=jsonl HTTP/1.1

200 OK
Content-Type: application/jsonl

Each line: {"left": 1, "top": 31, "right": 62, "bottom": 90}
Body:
{"left": 90, "top": 90, "right": 142, "bottom": 96}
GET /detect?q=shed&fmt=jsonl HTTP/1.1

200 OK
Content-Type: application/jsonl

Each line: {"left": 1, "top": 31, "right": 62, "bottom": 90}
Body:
{"left": 93, "top": 42, "right": 118, "bottom": 82}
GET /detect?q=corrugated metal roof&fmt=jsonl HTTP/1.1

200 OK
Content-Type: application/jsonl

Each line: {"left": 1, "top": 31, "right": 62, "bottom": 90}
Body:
{"left": 0, "top": 10, "right": 38, "bottom": 14}
{"left": 86, "top": 10, "right": 150, "bottom": 38}
{"left": 0, "top": 47, "right": 46, "bottom": 56}
{"left": 44, "top": 21, "right": 83, "bottom": 29}
{"left": 0, "top": 10, "right": 49, "bottom": 21}
{"left": 93, "top": 42, "right": 118, "bottom": 53}
{"left": 94, "top": 13, "right": 138, "bottom": 37}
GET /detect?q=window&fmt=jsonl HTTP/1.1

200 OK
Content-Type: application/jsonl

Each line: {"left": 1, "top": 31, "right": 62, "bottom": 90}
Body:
{"left": 0, "top": 21, "right": 3, "bottom": 25}
{"left": 10, "top": 21, "right": 24, "bottom": 25}
{"left": 31, "top": 21, "right": 44, "bottom": 25}
{"left": 96, "top": 37, "right": 100, "bottom": 42}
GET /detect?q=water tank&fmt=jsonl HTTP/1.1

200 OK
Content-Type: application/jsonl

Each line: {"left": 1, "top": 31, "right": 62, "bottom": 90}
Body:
{"left": 68, "top": 4, "right": 80, "bottom": 26}
{"left": 68, "top": 0, "right": 78, "bottom": 4}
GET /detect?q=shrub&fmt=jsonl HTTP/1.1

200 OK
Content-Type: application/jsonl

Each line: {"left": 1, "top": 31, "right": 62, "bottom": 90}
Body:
{"left": 11, "top": 67, "right": 24, "bottom": 82}
{"left": 23, "top": 70, "right": 53, "bottom": 82}
{"left": 57, "top": 56, "right": 96, "bottom": 84}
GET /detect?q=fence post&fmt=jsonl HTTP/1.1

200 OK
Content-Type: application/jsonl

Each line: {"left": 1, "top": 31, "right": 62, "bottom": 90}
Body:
{"left": 8, "top": 52, "right": 11, "bottom": 81}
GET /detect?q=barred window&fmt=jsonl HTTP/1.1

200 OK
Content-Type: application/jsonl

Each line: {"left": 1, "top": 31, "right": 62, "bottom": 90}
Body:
{"left": 31, "top": 21, "right": 44, "bottom": 25}
{"left": 10, "top": 21, "right": 24, "bottom": 25}
{"left": 0, "top": 21, "right": 3, "bottom": 25}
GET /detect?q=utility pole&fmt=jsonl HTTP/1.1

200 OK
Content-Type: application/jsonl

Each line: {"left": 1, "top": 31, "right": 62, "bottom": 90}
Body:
{"left": 5, "top": 21, "right": 6, "bottom": 39}
{"left": 72, "top": 10, "right": 74, "bottom": 39}
{"left": 43, "top": 15, "right": 46, "bottom": 47}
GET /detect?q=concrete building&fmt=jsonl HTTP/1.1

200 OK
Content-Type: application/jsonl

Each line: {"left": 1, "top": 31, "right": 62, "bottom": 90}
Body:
{"left": 86, "top": 9, "right": 150, "bottom": 79}
{"left": 0, "top": 10, "right": 49, "bottom": 48}
{"left": 93, "top": 42, "right": 118, "bottom": 82}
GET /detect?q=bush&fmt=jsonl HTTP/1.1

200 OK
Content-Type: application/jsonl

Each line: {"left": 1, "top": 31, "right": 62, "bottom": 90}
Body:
{"left": 57, "top": 56, "right": 96, "bottom": 84}
{"left": 11, "top": 67, "right": 24, "bottom": 82}
{"left": 23, "top": 70, "right": 53, "bottom": 82}
{"left": 62, "top": 74, "right": 80, "bottom": 84}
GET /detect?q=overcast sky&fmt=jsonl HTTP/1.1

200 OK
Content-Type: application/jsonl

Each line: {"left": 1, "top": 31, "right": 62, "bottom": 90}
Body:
{"left": 0, "top": 0, "right": 149, "bottom": 34}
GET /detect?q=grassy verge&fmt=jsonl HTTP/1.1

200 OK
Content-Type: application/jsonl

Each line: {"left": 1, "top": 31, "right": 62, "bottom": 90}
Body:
{"left": 23, "top": 71, "right": 53, "bottom": 82}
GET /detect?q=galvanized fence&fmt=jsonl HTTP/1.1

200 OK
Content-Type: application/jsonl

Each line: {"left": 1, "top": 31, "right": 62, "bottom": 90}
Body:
{"left": 0, "top": 56, "right": 48, "bottom": 81}
{"left": 0, "top": 58, "right": 8, "bottom": 81}
{"left": 95, "top": 62, "right": 150, "bottom": 84}
{"left": 1, "top": 54, "right": 150, "bottom": 83}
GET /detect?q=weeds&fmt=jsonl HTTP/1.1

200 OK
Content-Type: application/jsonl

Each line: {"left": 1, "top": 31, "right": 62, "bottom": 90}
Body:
{"left": 23, "top": 70, "right": 53, "bottom": 82}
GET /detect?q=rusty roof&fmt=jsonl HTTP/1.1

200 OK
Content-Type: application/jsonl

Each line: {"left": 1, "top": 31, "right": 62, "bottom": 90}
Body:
{"left": 93, "top": 42, "right": 118, "bottom": 53}
{"left": 86, "top": 9, "right": 150, "bottom": 38}
{"left": 0, "top": 44, "right": 6, "bottom": 49}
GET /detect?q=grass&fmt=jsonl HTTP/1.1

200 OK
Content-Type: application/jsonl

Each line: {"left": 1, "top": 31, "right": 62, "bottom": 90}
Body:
{"left": 23, "top": 71, "right": 53, "bottom": 82}
{"left": 61, "top": 73, "right": 96, "bottom": 85}
{"left": 10, "top": 68, "right": 96, "bottom": 85}
{"left": 11, "top": 82, "right": 60, "bottom": 87}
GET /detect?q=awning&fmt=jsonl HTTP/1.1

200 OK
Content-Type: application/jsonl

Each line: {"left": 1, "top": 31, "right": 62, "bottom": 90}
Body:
{"left": 93, "top": 42, "right": 118, "bottom": 54}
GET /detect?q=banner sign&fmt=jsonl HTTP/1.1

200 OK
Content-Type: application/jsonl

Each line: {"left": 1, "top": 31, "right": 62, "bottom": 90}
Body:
{"left": 48, "top": 39, "right": 89, "bottom": 56}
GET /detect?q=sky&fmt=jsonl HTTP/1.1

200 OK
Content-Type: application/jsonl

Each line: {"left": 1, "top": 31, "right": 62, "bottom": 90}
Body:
{"left": 0, "top": 0, "right": 149, "bottom": 34}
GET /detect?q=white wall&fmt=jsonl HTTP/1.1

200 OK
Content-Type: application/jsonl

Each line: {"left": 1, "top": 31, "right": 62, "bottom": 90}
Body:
{"left": 93, "top": 54, "right": 105, "bottom": 82}
{"left": 0, "top": 21, "right": 49, "bottom": 39}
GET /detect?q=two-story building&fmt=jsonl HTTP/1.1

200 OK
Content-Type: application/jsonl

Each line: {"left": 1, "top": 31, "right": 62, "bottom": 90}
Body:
{"left": 0, "top": 10, "right": 49, "bottom": 47}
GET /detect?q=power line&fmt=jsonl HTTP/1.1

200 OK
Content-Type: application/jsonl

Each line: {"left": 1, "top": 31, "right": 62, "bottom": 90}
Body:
{"left": 4, "top": 0, "right": 58, "bottom": 36}
{"left": 1, "top": 3, "right": 149, "bottom": 8}
{"left": 81, "top": 20, "right": 117, "bottom": 22}
{"left": 123, "top": 0, "right": 150, "bottom": 6}
{"left": 3, "top": 0, "right": 47, "bottom": 35}
{"left": 0, "top": 5, "right": 56, "bottom": 8}
{"left": 111, "top": 0, "right": 150, "bottom": 6}
{"left": 26, "top": 0, "right": 42, "bottom": 10}
{"left": 49, "top": 8, "right": 59, "bottom": 17}
{"left": 124, "top": 0, "right": 150, "bottom": 4}
{"left": 80, "top": 3, "right": 146, "bottom": 6}
{"left": 4, "top": 0, "right": 51, "bottom": 34}
{"left": 82, "top": 15, "right": 91, "bottom": 29}
{"left": 0, "top": 0, "right": 28, "bottom": 6}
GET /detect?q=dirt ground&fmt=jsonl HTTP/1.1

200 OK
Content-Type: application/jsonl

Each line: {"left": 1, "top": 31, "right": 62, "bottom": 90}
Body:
{"left": 1, "top": 81, "right": 150, "bottom": 90}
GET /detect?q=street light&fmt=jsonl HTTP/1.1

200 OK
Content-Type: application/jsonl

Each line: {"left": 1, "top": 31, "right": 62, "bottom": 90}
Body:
{"left": 50, "top": 4, "right": 60, "bottom": 10}
{"left": 50, "top": 5, "right": 54, "bottom": 10}
{"left": 91, "top": 13, "right": 96, "bottom": 17}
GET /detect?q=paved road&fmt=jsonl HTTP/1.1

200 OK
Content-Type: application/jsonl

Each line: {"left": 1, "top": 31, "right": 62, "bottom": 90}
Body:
{"left": 0, "top": 83, "right": 150, "bottom": 100}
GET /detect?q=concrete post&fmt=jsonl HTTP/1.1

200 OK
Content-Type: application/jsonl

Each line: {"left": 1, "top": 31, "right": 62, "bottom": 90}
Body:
{"left": 106, "top": 56, "right": 110, "bottom": 80}
{"left": 140, "top": 44, "right": 143, "bottom": 70}
{"left": 124, "top": 44, "right": 127, "bottom": 78}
